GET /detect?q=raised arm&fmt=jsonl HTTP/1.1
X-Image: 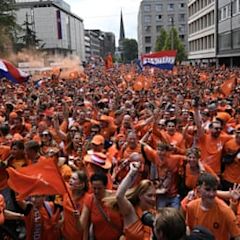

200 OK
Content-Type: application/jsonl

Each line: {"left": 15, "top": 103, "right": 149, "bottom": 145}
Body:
{"left": 116, "top": 158, "right": 141, "bottom": 226}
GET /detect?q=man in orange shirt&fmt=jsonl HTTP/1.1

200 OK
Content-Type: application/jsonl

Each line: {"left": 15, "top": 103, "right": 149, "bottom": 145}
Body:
{"left": 186, "top": 173, "right": 240, "bottom": 240}
{"left": 194, "top": 104, "right": 232, "bottom": 175}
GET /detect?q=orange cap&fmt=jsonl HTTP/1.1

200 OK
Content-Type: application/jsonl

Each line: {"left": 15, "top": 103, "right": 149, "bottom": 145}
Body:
{"left": 91, "top": 134, "right": 104, "bottom": 145}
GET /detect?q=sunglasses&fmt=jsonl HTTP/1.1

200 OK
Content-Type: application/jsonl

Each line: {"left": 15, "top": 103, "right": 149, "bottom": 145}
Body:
{"left": 41, "top": 133, "right": 50, "bottom": 137}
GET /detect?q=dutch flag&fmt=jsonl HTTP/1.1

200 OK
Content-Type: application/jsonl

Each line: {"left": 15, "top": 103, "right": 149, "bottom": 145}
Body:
{"left": 0, "top": 59, "right": 29, "bottom": 84}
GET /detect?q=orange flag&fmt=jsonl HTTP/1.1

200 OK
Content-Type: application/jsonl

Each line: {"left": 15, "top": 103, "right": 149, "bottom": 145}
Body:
{"left": 7, "top": 158, "right": 66, "bottom": 200}
{"left": 105, "top": 54, "right": 113, "bottom": 69}
{"left": 220, "top": 77, "right": 235, "bottom": 97}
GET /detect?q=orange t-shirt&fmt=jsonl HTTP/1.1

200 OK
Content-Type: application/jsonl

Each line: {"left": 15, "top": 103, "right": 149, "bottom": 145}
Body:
{"left": 197, "top": 133, "right": 232, "bottom": 175}
{"left": 85, "top": 194, "right": 123, "bottom": 240}
{"left": 186, "top": 197, "right": 240, "bottom": 240}
{"left": 185, "top": 163, "right": 217, "bottom": 190}
{"left": 24, "top": 202, "right": 61, "bottom": 240}
{"left": 124, "top": 207, "right": 152, "bottom": 240}
{"left": 222, "top": 138, "right": 240, "bottom": 184}
{"left": 62, "top": 191, "right": 91, "bottom": 240}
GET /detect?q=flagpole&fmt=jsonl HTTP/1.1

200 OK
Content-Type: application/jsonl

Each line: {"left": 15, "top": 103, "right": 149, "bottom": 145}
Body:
{"left": 53, "top": 159, "right": 76, "bottom": 210}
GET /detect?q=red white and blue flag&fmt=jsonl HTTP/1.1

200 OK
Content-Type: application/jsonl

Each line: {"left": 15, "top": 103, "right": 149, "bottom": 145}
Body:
{"left": 0, "top": 59, "right": 29, "bottom": 84}
{"left": 141, "top": 50, "right": 177, "bottom": 70}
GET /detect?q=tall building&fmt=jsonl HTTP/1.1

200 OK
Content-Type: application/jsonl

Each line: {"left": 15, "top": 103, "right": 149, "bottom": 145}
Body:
{"left": 84, "top": 30, "right": 115, "bottom": 59}
{"left": 216, "top": 0, "right": 240, "bottom": 66}
{"left": 137, "top": 0, "right": 188, "bottom": 55}
{"left": 14, "top": 0, "right": 85, "bottom": 61}
{"left": 188, "top": 0, "right": 216, "bottom": 64}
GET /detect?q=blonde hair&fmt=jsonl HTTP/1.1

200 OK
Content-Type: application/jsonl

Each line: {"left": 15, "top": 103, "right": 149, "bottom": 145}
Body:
{"left": 104, "top": 179, "right": 154, "bottom": 210}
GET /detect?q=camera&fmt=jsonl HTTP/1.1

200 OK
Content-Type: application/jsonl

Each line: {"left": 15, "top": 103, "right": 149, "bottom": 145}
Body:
{"left": 141, "top": 211, "right": 157, "bottom": 240}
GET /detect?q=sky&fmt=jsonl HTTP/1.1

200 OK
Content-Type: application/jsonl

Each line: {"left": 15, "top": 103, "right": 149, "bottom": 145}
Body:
{"left": 66, "top": 0, "right": 141, "bottom": 41}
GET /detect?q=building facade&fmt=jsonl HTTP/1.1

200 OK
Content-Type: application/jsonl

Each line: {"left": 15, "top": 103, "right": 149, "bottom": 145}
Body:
{"left": 137, "top": 0, "right": 188, "bottom": 55}
{"left": 188, "top": 0, "right": 216, "bottom": 63}
{"left": 84, "top": 30, "right": 115, "bottom": 60}
{"left": 217, "top": 0, "right": 240, "bottom": 66}
{"left": 14, "top": 0, "right": 86, "bottom": 61}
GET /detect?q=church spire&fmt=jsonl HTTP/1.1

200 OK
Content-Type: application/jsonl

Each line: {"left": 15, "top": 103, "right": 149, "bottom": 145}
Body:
{"left": 119, "top": 9, "right": 125, "bottom": 41}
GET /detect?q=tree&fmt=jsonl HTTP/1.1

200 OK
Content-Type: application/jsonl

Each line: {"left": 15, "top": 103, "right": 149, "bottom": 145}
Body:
{"left": 155, "top": 27, "right": 187, "bottom": 63}
{"left": 16, "top": 13, "right": 45, "bottom": 51}
{"left": 0, "top": 0, "right": 17, "bottom": 56}
{"left": 122, "top": 39, "right": 138, "bottom": 63}
{"left": 155, "top": 28, "right": 167, "bottom": 51}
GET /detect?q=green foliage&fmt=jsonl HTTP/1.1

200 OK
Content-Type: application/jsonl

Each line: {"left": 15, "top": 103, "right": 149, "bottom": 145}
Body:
{"left": 122, "top": 38, "right": 138, "bottom": 63}
{"left": 155, "top": 28, "right": 167, "bottom": 51}
{"left": 0, "top": 0, "right": 17, "bottom": 55}
{"left": 155, "top": 27, "right": 187, "bottom": 63}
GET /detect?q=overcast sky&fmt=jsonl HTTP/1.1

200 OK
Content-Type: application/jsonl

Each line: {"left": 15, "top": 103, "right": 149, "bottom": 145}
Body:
{"left": 66, "top": 0, "right": 141, "bottom": 41}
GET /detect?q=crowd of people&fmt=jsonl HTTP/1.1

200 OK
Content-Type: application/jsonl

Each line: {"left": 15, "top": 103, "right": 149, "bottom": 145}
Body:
{"left": 0, "top": 60, "right": 240, "bottom": 240}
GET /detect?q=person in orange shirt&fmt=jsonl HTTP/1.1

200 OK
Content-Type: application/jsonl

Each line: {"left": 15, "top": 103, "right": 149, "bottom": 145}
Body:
{"left": 62, "top": 171, "right": 91, "bottom": 240}
{"left": 24, "top": 140, "right": 47, "bottom": 165}
{"left": 23, "top": 195, "right": 62, "bottom": 240}
{"left": 80, "top": 172, "right": 123, "bottom": 240}
{"left": 99, "top": 115, "right": 117, "bottom": 141}
{"left": 153, "top": 119, "right": 186, "bottom": 155}
{"left": 221, "top": 127, "right": 240, "bottom": 190}
{"left": 8, "top": 140, "right": 28, "bottom": 169}
{"left": 110, "top": 157, "right": 156, "bottom": 240}
{"left": 184, "top": 147, "right": 218, "bottom": 191}
{"left": 194, "top": 104, "right": 232, "bottom": 175}
{"left": 186, "top": 173, "right": 240, "bottom": 240}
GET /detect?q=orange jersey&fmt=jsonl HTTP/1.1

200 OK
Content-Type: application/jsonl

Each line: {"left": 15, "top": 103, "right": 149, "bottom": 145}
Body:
{"left": 85, "top": 194, "right": 123, "bottom": 240}
{"left": 62, "top": 191, "right": 91, "bottom": 240}
{"left": 186, "top": 197, "right": 240, "bottom": 240}
{"left": 197, "top": 133, "right": 232, "bottom": 174}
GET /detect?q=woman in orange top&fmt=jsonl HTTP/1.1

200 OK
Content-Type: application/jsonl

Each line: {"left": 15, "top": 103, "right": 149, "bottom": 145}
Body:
{"left": 62, "top": 170, "right": 91, "bottom": 240}
{"left": 107, "top": 153, "right": 156, "bottom": 240}
{"left": 184, "top": 147, "right": 218, "bottom": 190}
{"left": 80, "top": 172, "right": 123, "bottom": 240}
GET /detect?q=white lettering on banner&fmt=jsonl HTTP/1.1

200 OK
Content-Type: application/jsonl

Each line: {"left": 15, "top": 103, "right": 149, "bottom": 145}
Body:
{"left": 143, "top": 57, "right": 175, "bottom": 65}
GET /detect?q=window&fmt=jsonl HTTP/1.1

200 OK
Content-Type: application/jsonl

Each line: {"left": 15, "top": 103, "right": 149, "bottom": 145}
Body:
{"left": 233, "top": 29, "right": 240, "bottom": 48}
{"left": 179, "top": 3, "right": 185, "bottom": 8}
{"left": 168, "top": 15, "right": 174, "bottom": 24}
{"left": 144, "top": 26, "right": 151, "bottom": 33}
{"left": 179, "top": 25, "right": 185, "bottom": 33}
{"left": 156, "top": 25, "right": 162, "bottom": 32}
{"left": 179, "top": 34, "right": 185, "bottom": 41}
{"left": 156, "top": 4, "right": 163, "bottom": 11}
{"left": 144, "top": 15, "right": 151, "bottom": 23}
{"left": 218, "top": 32, "right": 231, "bottom": 50}
{"left": 156, "top": 15, "right": 162, "bottom": 21}
{"left": 145, "top": 36, "right": 151, "bottom": 44}
{"left": 168, "top": 3, "right": 174, "bottom": 11}
{"left": 179, "top": 14, "right": 185, "bottom": 22}
{"left": 145, "top": 47, "right": 151, "bottom": 53}
{"left": 232, "top": 0, "right": 237, "bottom": 15}
{"left": 144, "top": 4, "right": 151, "bottom": 12}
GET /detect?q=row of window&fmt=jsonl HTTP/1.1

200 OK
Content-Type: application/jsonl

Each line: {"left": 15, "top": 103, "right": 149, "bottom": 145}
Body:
{"left": 189, "top": 11, "right": 214, "bottom": 34}
{"left": 144, "top": 14, "right": 186, "bottom": 23}
{"left": 218, "top": 29, "right": 240, "bottom": 50}
{"left": 144, "top": 34, "right": 185, "bottom": 44}
{"left": 189, "top": 0, "right": 214, "bottom": 17}
{"left": 189, "top": 34, "right": 214, "bottom": 51}
{"left": 218, "top": 0, "right": 240, "bottom": 22}
{"left": 143, "top": 3, "right": 186, "bottom": 12}
{"left": 144, "top": 25, "right": 186, "bottom": 34}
